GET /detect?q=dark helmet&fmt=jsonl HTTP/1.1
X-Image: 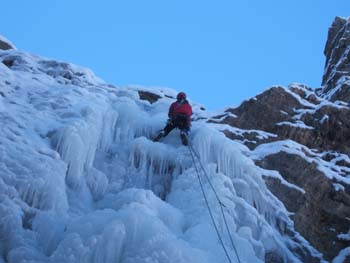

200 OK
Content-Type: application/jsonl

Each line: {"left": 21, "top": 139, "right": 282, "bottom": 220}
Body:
{"left": 177, "top": 92, "right": 186, "bottom": 100}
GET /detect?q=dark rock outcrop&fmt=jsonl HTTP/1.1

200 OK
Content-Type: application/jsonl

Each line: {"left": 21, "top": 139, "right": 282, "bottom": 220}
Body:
{"left": 300, "top": 105, "right": 350, "bottom": 153}
{"left": 215, "top": 85, "right": 350, "bottom": 154}
{"left": 225, "top": 87, "right": 301, "bottom": 130}
{"left": 319, "top": 16, "right": 350, "bottom": 103}
{"left": 257, "top": 152, "right": 350, "bottom": 260}
{"left": 138, "top": 90, "right": 161, "bottom": 104}
{"left": 0, "top": 35, "right": 16, "bottom": 50}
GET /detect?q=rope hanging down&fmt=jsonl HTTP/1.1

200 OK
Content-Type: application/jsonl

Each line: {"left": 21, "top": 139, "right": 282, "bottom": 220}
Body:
{"left": 188, "top": 143, "right": 241, "bottom": 263}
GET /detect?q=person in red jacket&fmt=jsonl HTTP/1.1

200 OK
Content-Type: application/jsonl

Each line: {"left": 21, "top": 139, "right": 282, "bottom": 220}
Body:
{"left": 153, "top": 92, "right": 192, "bottom": 145}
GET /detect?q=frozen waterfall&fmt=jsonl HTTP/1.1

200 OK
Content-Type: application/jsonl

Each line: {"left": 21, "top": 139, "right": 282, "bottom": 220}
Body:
{"left": 0, "top": 49, "right": 321, "bottom": 263}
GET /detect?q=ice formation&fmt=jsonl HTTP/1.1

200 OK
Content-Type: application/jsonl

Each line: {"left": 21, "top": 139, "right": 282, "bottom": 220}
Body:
{"left": 0, "top": 49, "right": 323, "bottom": 262}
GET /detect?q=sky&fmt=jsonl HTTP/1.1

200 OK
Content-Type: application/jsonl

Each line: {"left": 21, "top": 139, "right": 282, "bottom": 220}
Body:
{"left": 1, "top": 1, "right": 350, "bottom": 110}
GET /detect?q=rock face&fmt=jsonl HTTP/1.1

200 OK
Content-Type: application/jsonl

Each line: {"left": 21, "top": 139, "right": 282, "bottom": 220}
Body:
{"left": 221, "top": 85, "right": 350, "bottom": 154}
{"left": 318, "top": 16, "right": 350, "bottom": 103}
{"left": 206, "top": 16, "right": 350, "bottom": 261}
{"left": 138, "top": 90, "right": 161, "bottom": 104}
{"left": 257, "top": 152, "right": 350, "bottom": 260}
{"left": 208, "top": 83, "right": 350, "bottom": 261}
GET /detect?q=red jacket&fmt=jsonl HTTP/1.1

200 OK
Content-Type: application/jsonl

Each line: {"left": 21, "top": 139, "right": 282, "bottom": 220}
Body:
{"left": 168, "top": 100, "right": 192, "bottom": 124}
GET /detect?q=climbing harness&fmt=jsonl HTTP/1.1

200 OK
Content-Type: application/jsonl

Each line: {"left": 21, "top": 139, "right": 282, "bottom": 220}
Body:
{"left": 188, "top": 143, "right": 241, "bottom": 263}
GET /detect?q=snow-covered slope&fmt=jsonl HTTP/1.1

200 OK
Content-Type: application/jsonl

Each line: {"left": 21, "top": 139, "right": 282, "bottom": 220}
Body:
{"left": 0, "top": 48, "right": 324, "bottom": 262}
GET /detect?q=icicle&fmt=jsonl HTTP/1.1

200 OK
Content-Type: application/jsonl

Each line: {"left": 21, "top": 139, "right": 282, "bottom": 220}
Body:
{"left": 128, "top": 137, "right": 180, "bottom": 199}
{"left": 98, "top": 110, "right": 119, "bottom": 152}
{"left": 51, "top": 107, "right": 102, "bottom": 189}
{"left": 187, "top": 126, "right": 309, "bottom": 261}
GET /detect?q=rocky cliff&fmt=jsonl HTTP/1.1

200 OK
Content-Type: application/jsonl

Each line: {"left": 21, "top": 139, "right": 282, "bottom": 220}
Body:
{"left": 208, "top": 17, "right": 350, "bottom": 261}
{"left": 318, "top": 16, "right": 350, "bottom": 104}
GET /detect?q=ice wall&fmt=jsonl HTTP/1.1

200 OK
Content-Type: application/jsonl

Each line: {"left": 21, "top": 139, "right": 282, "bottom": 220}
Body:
{"left": 0, "top": 49, "right": 322, "bottom": 263}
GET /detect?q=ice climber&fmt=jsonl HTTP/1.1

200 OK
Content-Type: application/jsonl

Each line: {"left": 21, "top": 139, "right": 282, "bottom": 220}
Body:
{"left": 153, "top": 92, "right": 192, "bottom": 145}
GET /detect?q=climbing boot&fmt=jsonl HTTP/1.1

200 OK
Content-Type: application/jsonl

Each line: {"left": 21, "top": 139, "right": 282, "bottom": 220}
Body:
{"left": 180, "top": 132, "right": 188, "bottom": 146}
{"left": 153, "top": 131, "right": 164, "bottom": 142}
